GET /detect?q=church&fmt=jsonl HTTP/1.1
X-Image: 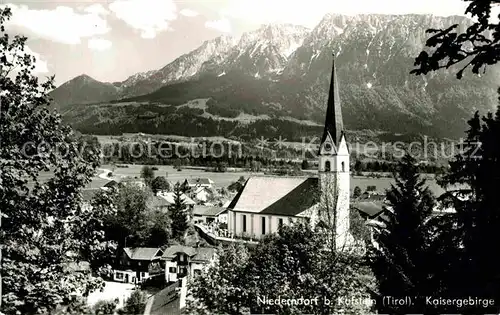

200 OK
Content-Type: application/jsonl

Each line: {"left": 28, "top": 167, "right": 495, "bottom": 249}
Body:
{"left": 226, "top": 58, "right": 354, "bottom": 250}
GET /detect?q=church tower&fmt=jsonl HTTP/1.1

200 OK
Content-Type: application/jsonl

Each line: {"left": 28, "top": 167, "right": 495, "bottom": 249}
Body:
{"left": 318, "top": 57, "right": 352, "bottom": 250}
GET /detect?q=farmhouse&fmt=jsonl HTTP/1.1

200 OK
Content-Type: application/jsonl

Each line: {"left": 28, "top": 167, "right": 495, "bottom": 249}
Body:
{"left": 113, "top": 247, "right": 164, "bottom": 284}
{"left": 162, "top": 245, "right": 217, "bottom": 283}
{"left": 225, "top": 58, "right": 354, "bottom": 250}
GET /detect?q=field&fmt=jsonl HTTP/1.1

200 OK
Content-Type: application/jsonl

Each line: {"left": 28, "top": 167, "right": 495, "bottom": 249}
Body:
{"left": 38, "top": 163, "right": 451, "bottom": 195}
{"left": 99, "top": 164, "right": 260, "bottom": 188}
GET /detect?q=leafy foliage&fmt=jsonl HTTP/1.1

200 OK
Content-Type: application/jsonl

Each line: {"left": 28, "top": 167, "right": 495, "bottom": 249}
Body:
{"left": 227, "top": 176, "right": 246, "bottom": 192}
{"left": 95, "top": 184, "right": 171, "bottom": 248}
{"left": 187, "top": 223, "right": 376, "bottom": 315}
{"left": 119, "top": 290, "right": 147, "bottom": 315}
{"left": 140, "top": 165, "right": 155, "bottom": 188}
{"left": 353, "top": 186, "right": 362, "bottom": 198}
{"left": 185, "top": 244, "right": 251, "bottom": 315}
{"left": 92, "top": 299, "right": 118, "bottom": 315}
{"left": 151, "top": 175, "right": 171, "bottom": 194}
{"left": 0, "top": 7, "right": 108, "bottom": 314}
{"left": 412, "top": 0, "right": 500, "bottom": 79}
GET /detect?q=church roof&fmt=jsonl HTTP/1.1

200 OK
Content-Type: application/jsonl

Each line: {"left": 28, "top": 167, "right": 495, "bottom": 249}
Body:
{"left": 320, "top": 57, "right": 344, "bottom": 150}
{"left": 227, "top": 176, "right": 319, "bottom": 216}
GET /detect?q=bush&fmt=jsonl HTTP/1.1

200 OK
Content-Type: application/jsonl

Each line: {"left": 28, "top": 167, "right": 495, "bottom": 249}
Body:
{"left": 107, "top": 172, "right": 113, "bottom": 177}
{"left": 118, "top": 290, "right": 147, "bottom": 315}
{"left": 151, "top": 166, "right": 159, "bottom": 171}
{"left": 97, "top": 264, "right": 114, "bottom": 280}
{"left": 93, "top": 299, "right": 118, "bottom": 315}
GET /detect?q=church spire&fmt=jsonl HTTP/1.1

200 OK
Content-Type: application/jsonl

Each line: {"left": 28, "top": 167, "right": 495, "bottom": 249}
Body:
{"left": 320, "top": 56, "right": 344, "bottom": 148}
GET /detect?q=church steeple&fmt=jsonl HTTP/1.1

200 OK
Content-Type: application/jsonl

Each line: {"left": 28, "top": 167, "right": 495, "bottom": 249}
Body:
{"left": 320, "top": 56, "right": 344, "bottom": 149}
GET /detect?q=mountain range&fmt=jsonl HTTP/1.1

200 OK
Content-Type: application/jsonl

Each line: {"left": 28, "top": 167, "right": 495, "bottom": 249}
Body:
{"left": 52, "top": 13, "right": 500, "bottom": 141}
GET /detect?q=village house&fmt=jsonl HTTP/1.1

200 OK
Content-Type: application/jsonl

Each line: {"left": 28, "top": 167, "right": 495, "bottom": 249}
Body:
{"left": 162, "top": 245, "right": 217, "bottom": 283}
{"left": 113, "top": 247, "right": 164, "bottom": 284}
{"left": 157, "top": 191, "right": 196, "bottom": 209}
{"left": 191, "top": 186, "right": 214, "bottom": 203}
{"left": 102, "top": 177, "right": 146, "bottom": 191}
{"left": 225, "top": 59, "right": 354, "bottom": 250}
{"left": 354, "top": 201, "right": 387, "bottom": 221}
{"left": 101, "top": 180, "right": 119, "bottom": 191}
{"left": 192, "top": 205, "right": 227, "bottom": 225}
{"left": 183, "top": 178, "right": 214, "bottom": 189}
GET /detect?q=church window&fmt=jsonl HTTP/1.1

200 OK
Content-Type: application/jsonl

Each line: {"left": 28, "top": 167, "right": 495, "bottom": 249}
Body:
{"left": 261, "top": 217, "right": 266, "bottom": 235}
{"left": 341, "top": 161, "right": 345, "bottom": 172}
{"left": 325, "top": 161, "right": 331, "bottom": 172}
{"left": 242, "top": 215, "right": 247, "bottom": 232}
{"left": 278, "top": 218, "right": 283, "bottom": 228}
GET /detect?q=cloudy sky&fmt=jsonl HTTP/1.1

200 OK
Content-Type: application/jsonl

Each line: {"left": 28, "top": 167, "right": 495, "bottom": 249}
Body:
{"left": 0, "top": 0, "right": 473, "bottom": 86}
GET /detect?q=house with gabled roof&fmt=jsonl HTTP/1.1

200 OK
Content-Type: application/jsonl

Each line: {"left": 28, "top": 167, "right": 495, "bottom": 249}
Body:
{"left": 157, "top": 191, "right": 196, "bottom": 208}
{"left": 226, "top": 58, "right": 355, "bottom": 250}
{"left": 193, "top": 205, "right": 227, "bottom": 224}
{"left": 162, "top": 245, "right": 217, "bottom": 283}
{"left": 184, "top": 177, "right": 214, "bottom": 189}
{"left": 192, "top": 185, "right": 214, "bottom": 203}
{"left": 102, "top": 180, "right": 119, "bottom": 190}
{"left": 113, "top": 247, "right": 164, "bottom": 284}
{"left": 227, "top": 176, "right": 321, "bottom": 240}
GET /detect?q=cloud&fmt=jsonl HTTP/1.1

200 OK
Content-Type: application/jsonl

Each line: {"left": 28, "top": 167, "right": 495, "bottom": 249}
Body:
{"left": 88, "top": 38, "right": 112, "bottom": 51}
{"left": 2, "top": 4, "right": 110, "bottom": 45}
{"left": 180, "top": 9, "right": 199, "bottom": 17}
{"left": 219, "top": 0, "right": 473, "bottom": 28}
{"left": 83, "top": 4, "right": 109, "bottom": 16}
{"left": 205, "top": 18, "right": 231, "bottom": 33}
{"left": 109, "top": 0, "right": 177, "bottom": 38}
{"left": 4, "top": 45, "right": 49, "bottom": 74}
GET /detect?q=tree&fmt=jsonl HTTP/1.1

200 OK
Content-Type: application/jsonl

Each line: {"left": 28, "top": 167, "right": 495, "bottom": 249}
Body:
{"left": 145, "top": 209, "right": 172, "bottom": 248}
{"left": 119, "top": 290, "right": 147, "bottom": 315}
{"left": 187, "top": 223, "right": 375, "bottom": 315}
{"left": 102, "top": 184, "right": 152, "bottom": 248}
{"left": 250, "top": 160, "right": 262, "bottom": 172}
{"left": 369, "top": 153, "right": 436, "bottom": 313}
{"left": 433, "top": 104, "right": 500, "bottom": 313}
{"left": 97, "top": 184, "right": 170, "bottom": 248}
{"left": 353, "top": 186, "right": 362, "bottom": 199}
{"left": 140, "top": 165, "right": 155, "bottom": 187}
{"left": 92, "top": 299, "right": 118, "bottom": 315}
{"left": 170, "top": 182, "right": 189, "bottom": 241}
{"left": 301, "top": 159, "right": 310, "bottom": 170}
{"left": 411, "top": 0, "right": 500, "bottom": 79}
{"left": 228, "top": 176, "right": 246, "bottom": 193}
{"left": 0, "top": 7, "right": 107, "bottom": 314}
{"left": 151, "top": 175, "right": 170, "bottom": 194}
{"left": 185, "top": 244, "right": 251, "bottom": 315}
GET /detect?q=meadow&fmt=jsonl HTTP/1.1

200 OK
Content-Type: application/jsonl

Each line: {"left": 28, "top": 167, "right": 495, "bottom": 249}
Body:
{"left": 36, "top": 163, "right": 450, "bottom": 196}
{"left": 101, "top": 164, "right": 454, "bottom": 195}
